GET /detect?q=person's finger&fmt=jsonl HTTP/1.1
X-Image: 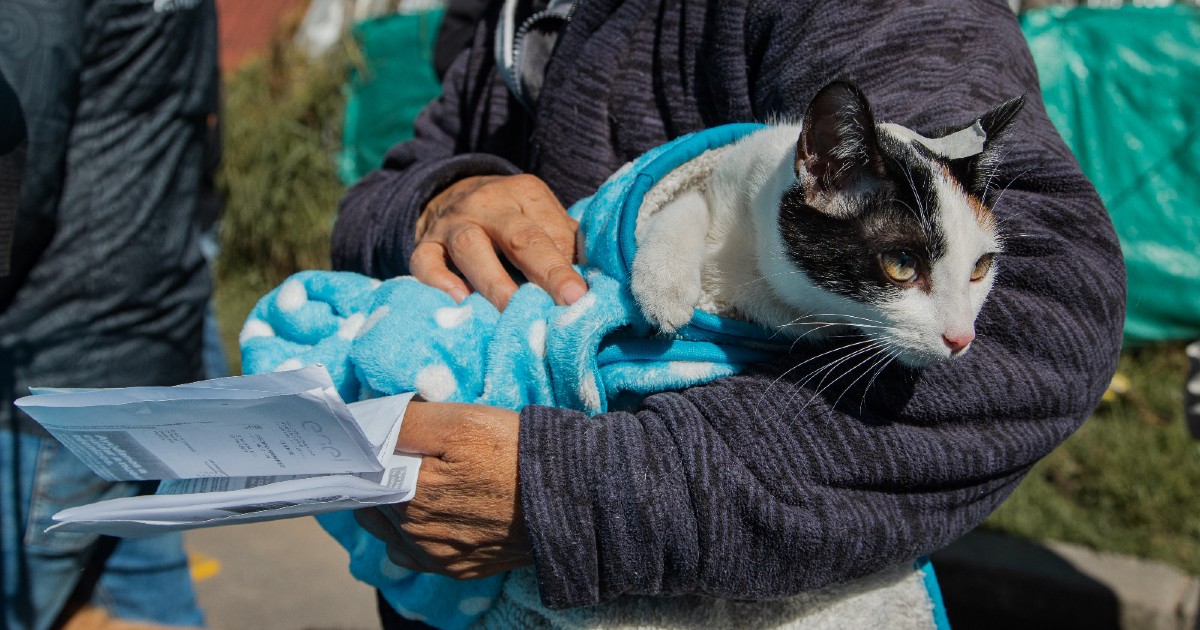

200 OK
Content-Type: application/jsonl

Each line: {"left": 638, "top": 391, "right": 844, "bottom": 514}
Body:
{"left": 489, "top": 220, "right": 587, "bottom": 306}
{"left": 409, "top": 241, "right": 471, "bottom": 303}
{"left": 355, "top": 507, "right": 443, "bottom": 573}
{"left": 508, "top": 180, "right": 578, "bottom": 259}
{"left": 354, "top": 507, "right": 402, "bottom": 546}
{"left": 523, "top": 202, "right": 580, "bottom": 261}
{"left": 444, "top": 224, "right": 520, "bottom": 310}
{"left": 548, "top": 216, "right": 582, "bottom": 261}
{"left": 383, "top": 545, "right": 422, "bottom": 572}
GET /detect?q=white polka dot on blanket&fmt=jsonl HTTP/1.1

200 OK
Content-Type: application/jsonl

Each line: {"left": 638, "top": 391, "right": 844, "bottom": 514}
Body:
{"left": 337, "top": 313, "right": 366, "bottom": 340}
{"left": 276, "top": 279, "right": 307, "bottom": 312}
{"left": 238, "top": 319, "right": 274, "bottom": 344}
{"left": 577, "top": 376, "right": 601, "bottom": 412}
{"left": 555, "top": 291, "right": 596, "bottom": 327}
{"left": 389, "top": 600, "right": 426, "bottom": 623}
{"left": 668, "top": 361, "right": 719, "bottom": 381}
{"left": 415, "top": 364, "right": 457, "bottom": 402}
{"left": 528, "top": 320, "right": 547, "bottom": 359}
{"left": 378, "top": 555, "right": 410, "bottom": 581}
{"left": 356, "top": 306, "right": 390, "bottom": 339}
{"left": 458, "top": 596, "right": 494, "bottom": 616}
{"left": 274, "top": 358, "right": 303, "bottom": 372}
{"left": 434, "top": 305, "right": 473, "bottom": 329}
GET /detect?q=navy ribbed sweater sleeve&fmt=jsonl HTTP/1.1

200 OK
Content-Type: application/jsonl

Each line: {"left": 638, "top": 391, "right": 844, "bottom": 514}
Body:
{"left": 518, "top": 0, "right": 1125, "bottom": 609}
{"left": 326, "top": 0, "right": 1124, "bottom": 611}
{"left": 330, "top": 21, "right": 522, "bottom": 278}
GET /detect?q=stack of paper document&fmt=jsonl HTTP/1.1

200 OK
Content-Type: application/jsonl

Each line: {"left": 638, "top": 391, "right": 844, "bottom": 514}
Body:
{"left": 14, "top": 365, "right": 421, "bottom": 537}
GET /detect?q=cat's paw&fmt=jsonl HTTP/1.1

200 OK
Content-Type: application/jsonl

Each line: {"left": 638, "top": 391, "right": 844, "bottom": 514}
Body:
{"left": 644, "top": 299, "right": 697, "bottom": 334}
{"left": 631, "top": 188, "right": 710, "bottom": 333}
{"left": 631, "top": 263, "right": 701, "bottom": 333}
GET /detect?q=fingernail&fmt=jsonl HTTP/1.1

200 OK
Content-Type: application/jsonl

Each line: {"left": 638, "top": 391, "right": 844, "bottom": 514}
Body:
{"left": 561, "top": 280, "right": 587, "bottom": 305}
{"left": 449, "top": 287, "right": 469, "bottom": 303}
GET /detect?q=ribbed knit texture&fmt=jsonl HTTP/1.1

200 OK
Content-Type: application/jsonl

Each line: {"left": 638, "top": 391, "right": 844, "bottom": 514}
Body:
{"left": 332, "top": 0, "right": 1125, "bottom": 612}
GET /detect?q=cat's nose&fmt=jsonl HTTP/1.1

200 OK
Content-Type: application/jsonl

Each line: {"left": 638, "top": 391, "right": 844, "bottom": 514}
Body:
{"left": 942, "top": 332, "right": 974, "bottom": 354}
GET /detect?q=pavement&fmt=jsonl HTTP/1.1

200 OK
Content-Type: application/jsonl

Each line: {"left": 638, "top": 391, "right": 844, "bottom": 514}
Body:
{"left": 183, "top": 521, "right": 1198, "bottom": 630}
{"left": 185, "top": 519, "right": 379, "bottom": 630}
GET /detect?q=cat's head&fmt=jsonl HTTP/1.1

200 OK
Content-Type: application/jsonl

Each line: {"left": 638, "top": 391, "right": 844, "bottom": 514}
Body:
{"left": 776, "top": 81, "right": 1024, "bottom": 368}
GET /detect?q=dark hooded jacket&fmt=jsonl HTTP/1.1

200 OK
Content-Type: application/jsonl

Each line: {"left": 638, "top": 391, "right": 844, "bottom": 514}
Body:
{"left": 332, "top": 0, "right": 1125, "bottom": 609}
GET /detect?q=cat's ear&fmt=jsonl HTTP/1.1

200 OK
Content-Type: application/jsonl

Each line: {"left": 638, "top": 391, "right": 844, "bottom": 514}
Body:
{"left": 796, "top": 81, "right": 882, "bottom": 201}
{"left": 953, "top": 94, "right": 1027, "bottom": 199}
{"left": 979, "top": 94, "right": 1026, "bottom": 141}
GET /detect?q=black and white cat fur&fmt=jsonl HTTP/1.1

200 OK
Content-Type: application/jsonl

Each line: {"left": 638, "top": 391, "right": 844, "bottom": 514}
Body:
{"left": 631, "top": 81, "right": 1025, "bottom": 368}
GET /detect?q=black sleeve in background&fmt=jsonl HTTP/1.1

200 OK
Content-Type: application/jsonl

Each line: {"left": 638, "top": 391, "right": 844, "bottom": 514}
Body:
{"left": 0, "top": 71, "right": 23, "bottom": 156}
{"left": 0, "top": 69, "right": 25, "bottom": 281}
{"left": 1, "top": 0, "right": 216, "bottom": 414}
{"left": 0, "top": 0, "right": 83, "bottom": 313}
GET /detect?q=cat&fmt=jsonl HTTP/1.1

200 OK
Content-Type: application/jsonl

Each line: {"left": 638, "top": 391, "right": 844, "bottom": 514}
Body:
{"left": 631, "top": 81, "right": 1025, "bottom": 368}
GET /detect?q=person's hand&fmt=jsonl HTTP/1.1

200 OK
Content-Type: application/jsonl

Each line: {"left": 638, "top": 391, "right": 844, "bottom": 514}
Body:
{"left": 412, "top": 174, "right": 588, "bottom": 310}
{"left": 354, "top": 401, "right": 532, "bottom": 579}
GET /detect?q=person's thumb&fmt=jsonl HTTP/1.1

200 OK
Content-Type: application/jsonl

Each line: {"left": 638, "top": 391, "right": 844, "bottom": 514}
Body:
{"left": 394, "top": 400, "right": 449, "bottom": 456}
{"left": 394, "top": 401, "right": 520, "bottom": 459}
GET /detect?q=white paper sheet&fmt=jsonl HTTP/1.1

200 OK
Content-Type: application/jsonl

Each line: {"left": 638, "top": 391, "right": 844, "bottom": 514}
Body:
{"left": 14, "top": 366, "right": 423, "bottom": 537}
{"left": 48, "top": 451, "right": 424, "bottom": 536}
{"left": 16, "top": 366, "right": 382, "bottom": 480}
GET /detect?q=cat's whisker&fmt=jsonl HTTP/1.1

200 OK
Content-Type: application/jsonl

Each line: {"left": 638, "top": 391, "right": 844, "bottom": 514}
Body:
{"left": 796, "top": 340, "right": 883, "bottom": 393}
{"left": 893, "top": 157, "right": 935, "bottom": 233}
{"left": 795, "top": 340, "right": 885, "bottom": 387}
{"left": 779, "top": 313, "right": 895, "bottom": 337}
{"left": 779, "top": 323, "right": 844, "bottom": 348}
{"left": 795, "top": 342, "right": 887, "bottom": 413}
{"left": 792, "top": 312, "right": 889, "bottom": 326}
{"left": 829, "top": 345, "right": 894, "bottom": 411}
{"left": 787, "top": 327, "right": 830, "bottom": 352}
{"left": 761, "top": 338, "right": 881, "bottom": 399}
{"left": 980, "top": 145, "right": 1016, "bottom": 201}
{"left": 893, "top": 198, "right": 924, "bottom": 226}
{"left": 858, "top": 348, "right": 902, "bottom": 416}
{"left": 782, "top": 320, "right": 894, "bottom": 332}
{"left": 989, "top": 165, "right": 1038, "bottom": 216}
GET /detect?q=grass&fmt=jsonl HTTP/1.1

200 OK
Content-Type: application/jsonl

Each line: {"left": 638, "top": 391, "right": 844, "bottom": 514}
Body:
{"left": 213, "top": 38, "right": 349, "bottom": 369}
{"left": 984, "top": 343, "right": 1200, "bottom": 574}
{"left": 212, "top": 39, "right": 1200, "bottom": 577}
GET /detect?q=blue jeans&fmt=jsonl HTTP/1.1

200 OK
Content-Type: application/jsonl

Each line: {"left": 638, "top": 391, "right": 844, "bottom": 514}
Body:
{"left": 1, "top": 428, "right": 205, "bottom": 630}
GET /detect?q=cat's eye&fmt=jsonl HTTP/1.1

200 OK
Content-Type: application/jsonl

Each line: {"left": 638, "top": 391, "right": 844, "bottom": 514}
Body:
{"left": 880, "top": 250, "right": 920, "bottom": 284}
{"left": 971, "top": 254, "right": 995, "bottom": 282}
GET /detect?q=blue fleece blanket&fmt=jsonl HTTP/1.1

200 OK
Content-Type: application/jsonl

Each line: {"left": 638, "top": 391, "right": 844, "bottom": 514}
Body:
{"left": 239, "top": 124, "right": 942, "bottom": 629}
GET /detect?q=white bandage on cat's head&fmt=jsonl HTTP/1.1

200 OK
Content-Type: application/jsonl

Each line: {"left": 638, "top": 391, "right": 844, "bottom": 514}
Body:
{"left": 878, "top": 121, "right": 986, "bottom": 160}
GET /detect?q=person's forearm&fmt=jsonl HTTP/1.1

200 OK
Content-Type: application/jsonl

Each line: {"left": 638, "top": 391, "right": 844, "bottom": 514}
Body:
{"left": 517, "top": 0, "right": 1124, "bottom": 609}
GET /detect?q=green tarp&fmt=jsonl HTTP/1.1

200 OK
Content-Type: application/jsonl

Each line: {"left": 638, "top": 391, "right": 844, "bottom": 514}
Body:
{"left": 338, "top": 9, "right": 445, "bottom": 185}
{"left": 1022, "top": 6, "right": 1200, "bottom": 344}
